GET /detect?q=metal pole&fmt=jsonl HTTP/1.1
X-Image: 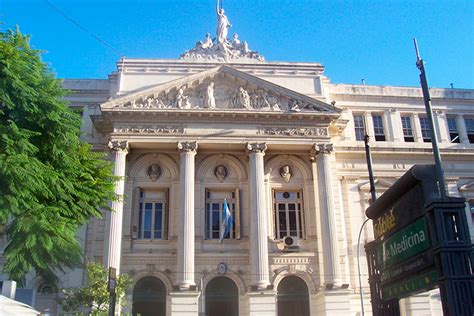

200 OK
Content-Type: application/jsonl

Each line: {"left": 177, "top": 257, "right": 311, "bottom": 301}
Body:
{"left": 108, "top": 267, "right": 117, "bottom": 316}
{"left": 364, "top": 134, "right": 377, "bottom": 203}
{"left": 357, "top": 217, "right": 371, "bottom": 316}
{"left": 108, "top": 292, "right": 116, "bottom": 316}
{"left": 357, "top": 133, "right": 378, "bottom": 316}
{"left": 414, "top": 39, "right": 447, "bottom": 199}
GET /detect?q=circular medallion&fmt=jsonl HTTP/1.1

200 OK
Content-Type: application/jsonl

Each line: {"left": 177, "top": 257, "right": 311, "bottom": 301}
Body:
{"left": 218, "top": 262, "right": 227, "bottom": 274}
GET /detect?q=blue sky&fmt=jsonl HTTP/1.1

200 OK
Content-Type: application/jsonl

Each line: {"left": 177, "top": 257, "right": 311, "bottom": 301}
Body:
{"left": 1, "top": 0, "right": 473, "bottom": 88}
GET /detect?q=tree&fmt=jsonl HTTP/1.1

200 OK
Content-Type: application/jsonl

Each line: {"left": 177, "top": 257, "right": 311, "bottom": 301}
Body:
{"left": 58, "top": 262, "right": 131, "bottom": 315}
{"left": 0, "top": 26, "right": 116, "bottom": 285}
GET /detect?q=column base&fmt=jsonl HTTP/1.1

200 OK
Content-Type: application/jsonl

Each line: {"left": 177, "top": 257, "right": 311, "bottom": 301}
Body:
{"left": 314, "top": 289, "right": 351, "bottom": 315}
{"left": 170, "top": 291, "right": 200, "bottom": 316}
{"left": 248, "top": 290, "right": 276, "bottom": 316}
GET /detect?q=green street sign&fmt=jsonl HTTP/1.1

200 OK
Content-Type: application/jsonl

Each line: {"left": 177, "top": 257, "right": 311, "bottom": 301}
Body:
{"left": 382, "top": 270, "right": 438, "bottom": 300}
{"left": 376, "top": 217, "right": 430, "bottom": 270}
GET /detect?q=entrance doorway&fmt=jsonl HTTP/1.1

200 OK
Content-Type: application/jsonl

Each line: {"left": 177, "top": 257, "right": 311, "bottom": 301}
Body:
{"left": 277, "top": 276, "right": 310, "bottom": 316}
{"left": 205, "top": 276, "right": 239, "bottom": 316}
{"left": 132, "top": 276, "right": 166, "bottom": 316}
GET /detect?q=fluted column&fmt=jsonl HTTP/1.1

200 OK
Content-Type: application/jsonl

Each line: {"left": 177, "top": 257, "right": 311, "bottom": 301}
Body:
{"left": 107, "top": 140, "right": 129, "bottom": 273}
{"left": 177, "top": 141, "right": 198, "bottom": 289}
{"left": 246, "top": 142, "right": 270, "bottom": 289}
{"left": 311, "top": 143, "right": 341, "bottom": 286}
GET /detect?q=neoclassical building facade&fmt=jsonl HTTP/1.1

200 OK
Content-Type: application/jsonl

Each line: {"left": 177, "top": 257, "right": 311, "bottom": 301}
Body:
{"left": 2, "top": 9, "right": 474, "bottom": 316}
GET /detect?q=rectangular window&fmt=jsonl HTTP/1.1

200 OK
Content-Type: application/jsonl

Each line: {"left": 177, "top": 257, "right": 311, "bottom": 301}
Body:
{"left": 137, "top": 189, "right": 168, "bottom": 240}
{"left": 273, "top": 190, "right": 304, "bottom": 239}
{"left": 465, "top": 118, "right": 474, "bottom": 143}
{"left": 447, "top": 117, "right": 460, "bottom": 143}
{"left": 353, "top": 115, "right": 365, "bottom": 141}
{"left": 401, "top": 116, "right": 414, "bottom": 142}
{"left": 372, "top": 114, "right": 386, "bottom": 141}
{"left": 205, "top": 189, "right": 240, "bottom": 240}
{"left": 419, "top": 116, "right": 431, "bottom": 142}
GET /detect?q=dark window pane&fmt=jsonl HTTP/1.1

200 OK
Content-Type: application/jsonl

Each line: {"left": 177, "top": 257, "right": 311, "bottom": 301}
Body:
{"left": 298, "top": 212, "right": 303, "bottom": 237}
{"left": 289, "top": 212, "right": 297, "bottom": 230}
{"left": 279, "top": 211, "right": 287, "bottom": 235}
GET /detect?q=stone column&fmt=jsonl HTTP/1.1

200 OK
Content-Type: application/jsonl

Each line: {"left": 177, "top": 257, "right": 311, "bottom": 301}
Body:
{"left": 387, "top": 108, "right": 402, "bottom": 142}
{"left": 364, "top": 112, "right": 374, "bottom": 138}
{"left": 311, "top": 143, "right": 341, "bottom": 286}
{"left": 434, "top": 110, "right": 449, "bottom": 143}
{"left": 456, "top": 114, "right": 469, "bottom": 144}
{"left": 177, "top": 141, "right": 198, "bottom": 289}
{"left": 106, "top": 140, "right": 128, "bottom": 274}
{"left": 412, "top": 113, "right": 424, "bottom": 143}
{"left": 246, "top": 142, "right": 270, "bottom": 289}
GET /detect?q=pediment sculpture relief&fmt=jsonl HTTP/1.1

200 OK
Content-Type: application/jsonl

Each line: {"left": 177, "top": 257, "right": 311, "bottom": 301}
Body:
{"left": 118, "top": 83, "right": 291, "bottom": 112}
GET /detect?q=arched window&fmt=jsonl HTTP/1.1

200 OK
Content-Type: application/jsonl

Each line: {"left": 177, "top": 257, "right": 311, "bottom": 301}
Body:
{"left": 132, "top": 276, "right": 166, "bottom": 316}
{"left": 277, "top": 276, "right": 310, "bottom": 316}
{"left": 205, "top": 276, "right": 238, "bottom": 316}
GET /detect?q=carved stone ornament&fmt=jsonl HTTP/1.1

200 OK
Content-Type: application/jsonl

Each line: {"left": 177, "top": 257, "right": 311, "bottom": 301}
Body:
{"left": 177, "top": 141, "right": 198, "bottom": 153}
{"left": 214, "top": 165, "right": 228, "bottom": 182}
{"left": 260, "top": 127, "right": 327, "bottom": 137}
{"left": 280, "top": 165, "right": 292, "bottom": 183}
{"left": 180, "top": 3, "right": 264, "bottom": 62}
{"left": 246, "top": 142, "right": 267, "bottom": 154}
{"left": 114, "top": 125, "right": 184, "bottom": 134}
{"left": 108, "top": 140, "right": 128, "bottom": 152}
{"left": 310, "top": 143, "right": 334, "bottom": 159}
{"left": 117, "top": 85, "right": 285, "bottom": 112}
{"left": 147, "top": 164, "right": 162, "bottom": 181}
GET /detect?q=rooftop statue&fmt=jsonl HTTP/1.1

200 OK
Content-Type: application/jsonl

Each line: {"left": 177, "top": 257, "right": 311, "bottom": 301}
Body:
{"left": 181, "top": 0, "right": 264, "bottom": 62}
{"left": 216, "top": 5, "right": 232, "bottom": 44}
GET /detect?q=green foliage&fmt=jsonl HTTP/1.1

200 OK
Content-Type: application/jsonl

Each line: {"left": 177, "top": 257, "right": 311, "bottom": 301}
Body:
{"left": 59, "top": 262, "right": 132, "bottom": 315}
{"left": 0, "top": 26, "right": 116, "bottom": 284}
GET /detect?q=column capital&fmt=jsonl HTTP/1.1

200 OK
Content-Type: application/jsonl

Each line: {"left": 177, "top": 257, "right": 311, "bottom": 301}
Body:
{"left": 177, "top": 141, "right": 198, "bottom": 154}
{"left": 309, "top": 143, "right": 333, "bottom": 160}
{"left": 246, "top": 142, "right": 267, "bottom": 155}
{"left": 108, "top": 140, "right": 129, "bottom": 153}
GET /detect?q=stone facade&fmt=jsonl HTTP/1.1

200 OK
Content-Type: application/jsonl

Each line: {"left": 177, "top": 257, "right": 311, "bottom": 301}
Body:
{"left": 1, "top": 32, "right": 474, "bottom": 316}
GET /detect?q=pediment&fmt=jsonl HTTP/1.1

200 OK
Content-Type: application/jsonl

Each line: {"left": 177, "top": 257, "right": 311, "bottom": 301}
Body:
{"left": 101, "top": 66, "right": 340, "bottom": 114}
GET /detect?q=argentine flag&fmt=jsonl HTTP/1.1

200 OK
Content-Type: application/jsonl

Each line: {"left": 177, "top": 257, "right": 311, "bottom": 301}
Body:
{"left": 219, "top": 198, "right": 233, "bottom": 243}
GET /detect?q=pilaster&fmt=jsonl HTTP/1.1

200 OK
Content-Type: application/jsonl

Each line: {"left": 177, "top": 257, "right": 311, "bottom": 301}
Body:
{"left": 177, "top": 141, "right": 198, "bottom": 289}
{"left": 310, "top": 143, "right": 341, "bottom": 286}
{"left": 246, "top": 142, "right": 270, "bottom": 289}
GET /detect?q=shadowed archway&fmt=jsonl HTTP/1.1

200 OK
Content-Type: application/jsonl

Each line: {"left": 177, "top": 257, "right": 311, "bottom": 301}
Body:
{"left": 205, "top": 276, "right": 238, "bottom": 316}
{"left": 277, "top": 276, "right": 310, "bottom": 316}
{"left": 132, "top": 276, "right": 166, "bottom": 316}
